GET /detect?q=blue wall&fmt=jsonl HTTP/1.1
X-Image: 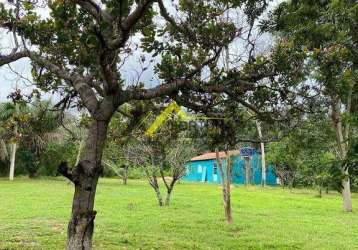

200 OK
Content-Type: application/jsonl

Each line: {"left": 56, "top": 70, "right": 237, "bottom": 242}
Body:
{"left": 182, "top": 153, "right": 277, "bottom": 185}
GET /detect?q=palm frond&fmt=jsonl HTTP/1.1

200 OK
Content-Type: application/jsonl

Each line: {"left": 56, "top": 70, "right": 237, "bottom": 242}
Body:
{"left": 0, "top": 102, "right": 15, "bottom": 121}
{"left": 0, "top": 139, "right": 9, "bottom": 161}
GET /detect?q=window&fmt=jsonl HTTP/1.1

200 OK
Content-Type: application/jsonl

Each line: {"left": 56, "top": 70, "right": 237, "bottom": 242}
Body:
{"left": 198, "top": 165, "right": 202, "bottom": 173}
{"left": 213, "top": 163, "right": 218, "bottom": 175}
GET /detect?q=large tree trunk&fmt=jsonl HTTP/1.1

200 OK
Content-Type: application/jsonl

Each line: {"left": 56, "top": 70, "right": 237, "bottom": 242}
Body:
{"left": 63, "top": 120, "right": 109, "bottom": 250}
{"left": 331, "top": 97, "right": 352, "bottom": 212}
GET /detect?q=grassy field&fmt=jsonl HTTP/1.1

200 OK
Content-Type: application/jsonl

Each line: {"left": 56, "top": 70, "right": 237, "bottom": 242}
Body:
{"left": 0, "top": 179, "right": 358, "bottom": 250}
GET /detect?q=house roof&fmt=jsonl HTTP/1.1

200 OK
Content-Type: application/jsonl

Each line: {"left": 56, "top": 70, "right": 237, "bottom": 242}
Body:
{"left": 190, "top": 150, "right": 240, "bottom": 161}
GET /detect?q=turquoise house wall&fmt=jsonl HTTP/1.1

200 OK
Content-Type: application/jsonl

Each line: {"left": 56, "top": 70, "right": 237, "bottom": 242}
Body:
{"left": 183, "top": 153, "right": 277, "bottom": 185}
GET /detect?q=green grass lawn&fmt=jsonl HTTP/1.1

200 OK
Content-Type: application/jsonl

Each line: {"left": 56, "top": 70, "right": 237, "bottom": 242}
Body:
{"left": 0, "top": 178, "right": 358, "bottom": 249}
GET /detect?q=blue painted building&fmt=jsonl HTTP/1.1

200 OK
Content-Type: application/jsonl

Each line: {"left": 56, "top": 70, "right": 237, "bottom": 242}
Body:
{"left": 182, "top": 147, "right": 277, "bottom": 185}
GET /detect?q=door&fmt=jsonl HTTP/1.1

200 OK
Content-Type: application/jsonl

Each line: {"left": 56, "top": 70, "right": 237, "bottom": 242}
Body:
{"left": 201, "top": 166, "right": 207, "bottom": 182}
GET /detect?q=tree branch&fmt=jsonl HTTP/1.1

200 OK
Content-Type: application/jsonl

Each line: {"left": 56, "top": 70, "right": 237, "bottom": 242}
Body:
{"left": 109, "top": 0, "right": 155, "bottom": 49}
{"left": 157, "top": 0, "right": 196, "bottom": 41}
{"left": 0, "top": 50, "right": 28, "bottom": 66}
{"left": 58, "top": 162, "right": 75, "bottom": 182}
{"left": 120, "top": 78, "right": 187, "bottom": 102}
{"left": 27, "top": 52, "right": 99, "bottom": 115}
{"left": 0, "top": 47, "right": 100, "bottom": 116}
{"left": 76, "top": 0, "right": 112, "bottom": 23}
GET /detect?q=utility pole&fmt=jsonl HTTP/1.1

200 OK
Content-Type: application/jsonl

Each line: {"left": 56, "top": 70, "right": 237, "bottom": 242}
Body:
{"left": 247, "top": 110, "right": 266, "bottom": 186}
{"left": 255, "top": 120, "right": 266, "bottom": 186}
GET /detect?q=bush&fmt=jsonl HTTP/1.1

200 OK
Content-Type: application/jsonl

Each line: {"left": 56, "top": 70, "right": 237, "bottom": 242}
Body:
{"left": 102, "top": 163, "right": 144, "bottom": 179}
{"left": 38, "top": 141, "right": 77, "bottom": 176}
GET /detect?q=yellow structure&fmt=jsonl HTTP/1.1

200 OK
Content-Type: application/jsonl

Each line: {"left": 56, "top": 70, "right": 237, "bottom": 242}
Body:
{"left": 144, "top": 102, "right": 193, "bottom": 137}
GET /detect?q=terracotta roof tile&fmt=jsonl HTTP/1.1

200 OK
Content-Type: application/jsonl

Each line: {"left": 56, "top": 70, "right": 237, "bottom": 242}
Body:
{"left": 190, "top": 150, "right": 240, "bottom": 161}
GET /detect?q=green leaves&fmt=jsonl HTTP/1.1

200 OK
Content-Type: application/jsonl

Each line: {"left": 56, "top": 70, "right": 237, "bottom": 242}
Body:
{"left": 23, "top": 1, "right": 34, "bottom": 11}
{"left": 268, "top": 0, "right": 357, "bottom": 94}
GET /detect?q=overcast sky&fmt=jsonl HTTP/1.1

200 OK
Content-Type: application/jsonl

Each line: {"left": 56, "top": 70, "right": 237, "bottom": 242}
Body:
{"left": 0, "top": 0, "right": 280, "bottom": 103}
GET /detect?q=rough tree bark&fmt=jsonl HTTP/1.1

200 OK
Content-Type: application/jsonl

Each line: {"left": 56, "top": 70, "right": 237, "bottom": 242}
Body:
{"left": 59, "top": 120, "right": 109, "bottom": 250}
{"left": 331, "top": 96, "right": 352, "bottom": 212}
{"left": 215, "top": 148, "right": 232, "bottom": 223}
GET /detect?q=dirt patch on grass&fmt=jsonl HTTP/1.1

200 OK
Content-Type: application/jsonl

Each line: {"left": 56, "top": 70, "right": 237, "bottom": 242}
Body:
{"left": 0, "top": 234, "right": 40, "bottom": 249}
{"left": 29, "top": 218, "right": 65, "bottom": 233}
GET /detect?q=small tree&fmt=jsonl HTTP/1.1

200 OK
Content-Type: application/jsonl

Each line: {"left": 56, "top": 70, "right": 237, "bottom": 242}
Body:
{"left": 266, "top": 136, "right": 301, "bottom": 189}
{"left": 126, "top": 133, "right": 194, "bottom": 206}
{"left": 163, "top": 136, "right": 196, "bottom": 205}
{"left": 0, "top": 90, "right": 27, "bottom": 180}
{"left": 126, "top": 136, "right": 166, "bottom": 206}
{"left": 125, "top": 110, "right": 196, "bottom": 206}
{"left": 0, "top": 103, "right": 15, "bottom": 171}
{"left": 104, "top": 103, "right": 154, "bottom": 185}
{"left": 21, "top": 100, "right": 62, "bottom": 177}
{"left": 215, "top": 148, "right": 234, "bottom": 223}
{"left": 206, "top": 114, "right": 241, "bottom": 224}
